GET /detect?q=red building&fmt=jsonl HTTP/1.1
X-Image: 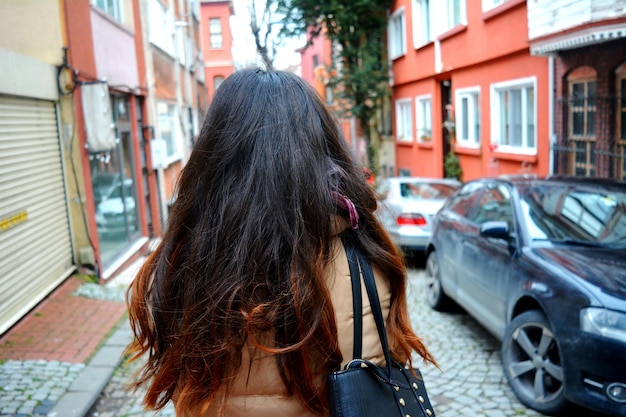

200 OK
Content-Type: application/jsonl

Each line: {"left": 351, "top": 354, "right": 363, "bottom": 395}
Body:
{"left": 200, "top": 0, "right": 235, "bottom": 103}
{"left": 298, "top": 29, "right": 372, "bottom": 167}
{"left": 388, "top": 0, "right": 550, "bottom": 181}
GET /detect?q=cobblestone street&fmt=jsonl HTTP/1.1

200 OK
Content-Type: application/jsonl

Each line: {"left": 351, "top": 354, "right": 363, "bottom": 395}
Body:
{"left": 89, "top": 266, "right": 558, "bottom": 417}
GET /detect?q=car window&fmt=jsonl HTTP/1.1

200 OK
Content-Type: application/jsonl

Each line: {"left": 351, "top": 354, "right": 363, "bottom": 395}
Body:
{"left": 446, "top": 181, "right": 484, "bottom": 218}
{"left": 468, "top": 184, "right": 513, "bottom": 228}
{"left": 399, "top": 181, "right": 458, "bottom": 199}
{"left": 520, "top": 184, "right": 626, "bottom": 245}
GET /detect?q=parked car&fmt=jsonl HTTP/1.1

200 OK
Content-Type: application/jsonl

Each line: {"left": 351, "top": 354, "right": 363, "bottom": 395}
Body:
{"left": 375, "top": 177, "right": 461, "bottom": 255}
{"left": 92, "top": 172, "right": 121, "bottom": 206}
{"left": 424, "top": 175, "right": 626, "bottom": 416}
{"left": 95, "top": 178, "right": 137, "bottom": 235}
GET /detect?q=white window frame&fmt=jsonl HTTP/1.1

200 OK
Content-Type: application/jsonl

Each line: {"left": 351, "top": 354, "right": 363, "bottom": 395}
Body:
{"left": 482, "top": 0, "right": 508, "bottom": 12}
{"left": 157, "top": 101, "right": 181, "bottom": 162}
{"left": 395, "top": 98, "right": 413, "bottom": 142}
{"left": 209, "top": 17, "right": 223, "bottom": 49}
{"left": 388, "top": 8, "right": 406, "bottom": 60}
{"left": 412, "top": 0, "right": 432, "bottom": 49}
{"left": 415, "top": 95, "right": 432, "bottom": 142}
{"left": 455, "top": 87, "right": 481, "bottom": 148}
{"left": 428, "top": 0, "right": 466, "bottom": 37}
{"left": 445, "top": 0, "right": 466, "bottom": 31}
{"left": 147, "top": 0, "right": 174, "bottom": 56}
{"left": 490, "top": 77, "right": 537, "bottom": 154}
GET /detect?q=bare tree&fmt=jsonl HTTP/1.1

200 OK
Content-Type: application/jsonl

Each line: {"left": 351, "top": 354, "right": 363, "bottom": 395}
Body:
{"left": 247, "top": 0, "right": 284, "bottom": 70}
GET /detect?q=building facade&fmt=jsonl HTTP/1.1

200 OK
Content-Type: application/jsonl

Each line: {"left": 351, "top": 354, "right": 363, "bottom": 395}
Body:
{"left": 0, "top": 0, "right": 207, "bottom": 335}
{"left": 528, "top": 0, "right": 626, "bottom": 180}
{"left": 388, "top": 0, "right": 550, "bottom": 181}
{"left": 0, "top": 0, "right": 76, "bottom": 335}
{"left": 200, "top": 0, "right": 235, "bottom": 103}
{"left": 298, "top": 29, "right": 392, "bottom": 175}
{"left": 298, "top": 31, "right": 359, "bottom": 153}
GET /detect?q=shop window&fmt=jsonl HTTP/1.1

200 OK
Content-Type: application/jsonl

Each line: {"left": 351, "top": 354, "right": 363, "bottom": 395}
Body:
{"left": 415, "top": 95, "right": 432, "bottom": 142}
{"left": 388, "top": 8, "right": 406, "bottom": 60}
{"left": 395, "top": 98, "right": 413, "bottom": 142}
{"left": 490, "top": 77, "right": 536, "bottom": 154}
{"left": 456, "top": 87, "right": 480, "bottom": 147}
{"left": 91, "top": 94, "right": 141, "bottom": 266}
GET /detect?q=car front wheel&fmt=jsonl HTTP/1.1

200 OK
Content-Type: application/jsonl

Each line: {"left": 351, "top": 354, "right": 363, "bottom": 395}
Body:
{"left": 424, "top": 251, "right": 452, "bottom": 311}
{"left": 502, "top": 310, "right": 568, "bottom": 415}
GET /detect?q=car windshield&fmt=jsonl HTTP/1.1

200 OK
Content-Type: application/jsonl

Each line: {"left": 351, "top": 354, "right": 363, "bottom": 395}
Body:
{"left": 519, "top": 183, "right": 626, "bottom": 246}
{"left": 399, "top": 182, "right": 458, "bottom": 200}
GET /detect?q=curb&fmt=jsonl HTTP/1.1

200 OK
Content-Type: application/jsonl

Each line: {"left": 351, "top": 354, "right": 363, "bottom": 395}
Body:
{"left": 47, "top": 319, "right": 132, "bottom": 417}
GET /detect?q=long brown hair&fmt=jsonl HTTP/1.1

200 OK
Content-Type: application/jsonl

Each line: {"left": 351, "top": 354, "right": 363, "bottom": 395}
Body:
{"left": 126, "top": 68, "right": 435, "bottom": 416}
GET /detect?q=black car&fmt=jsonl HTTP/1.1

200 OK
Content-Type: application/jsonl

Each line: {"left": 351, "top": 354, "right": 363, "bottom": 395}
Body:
{"left": 424, "top": 175, "right": 626, "bottom": 416}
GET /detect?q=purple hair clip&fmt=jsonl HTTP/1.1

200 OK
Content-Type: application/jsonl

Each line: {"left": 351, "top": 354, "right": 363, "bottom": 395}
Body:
{"left": 332, "top": 191, "right": 359, "bottom": 229}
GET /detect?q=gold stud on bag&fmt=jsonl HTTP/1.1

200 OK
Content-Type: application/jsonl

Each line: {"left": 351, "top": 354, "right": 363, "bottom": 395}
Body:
{"left": 327, "top": 239, "right": 437, "bottom": 417}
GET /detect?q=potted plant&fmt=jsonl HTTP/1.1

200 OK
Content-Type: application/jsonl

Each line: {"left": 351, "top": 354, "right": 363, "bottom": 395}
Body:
{"left": 444, "top": 152, "right": 463, "bottom": 180}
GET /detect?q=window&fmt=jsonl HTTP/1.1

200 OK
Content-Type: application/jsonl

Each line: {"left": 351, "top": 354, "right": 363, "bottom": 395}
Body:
{"left": 157, "top": 102, "right": 177, "bottom": 158}
{"left": 456, "top": 87, "right": 480, "bottom": 147}
{"left": 412, "top": 0, "right": 431, "bottom": 48}
{"left": 388, "top": 8, "right": 406, "bottom": 60}
{"left": 94, "top": 0, "right": 124, "bottom": 23}
{"left": 209, "top": 18, "right": 223, "bottom": 49}
{"left": 325, "top": 84, "right": 334, "bottom": 105}
{"left": 569, "top": 80, "right": 596, "bottom": 138}
{"left": 214, "top": 76, "right": 224, "bottom": 93}
{"left": 618, "top": 74, "right": 626, "bottom": 180}
{"left": 490, "top": 77, "right": 536, "bottom": 153}
{"left": 482, "top": 0, "right": 507, "bottom": 12}
{"left": 415, "top": 96, "right": 432, "bottom": 141}
{"left": 395, "top": 99, "right": 413, "bottom": 142}
{"left": 446, "top": 0, "right": 466, "bottom": 29}
{"left": 568, "top": 79, "right": 596, "bottom": 176}
{"left": 447, "top": 181, "right": 485, "bottom": 218}
{"left": 469, "top": 184, "right": 513, "bottom": 229}
{"left": 147, "top": 0, "right": 173, "bottom": 55}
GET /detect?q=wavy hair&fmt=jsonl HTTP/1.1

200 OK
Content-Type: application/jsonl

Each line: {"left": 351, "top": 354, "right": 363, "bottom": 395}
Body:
{"left": 126, "top": 68, "right": 435, "bottom": 416}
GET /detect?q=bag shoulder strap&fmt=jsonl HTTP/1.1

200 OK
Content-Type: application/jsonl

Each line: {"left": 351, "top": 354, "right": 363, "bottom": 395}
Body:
{"left": 344, "top": 239, "right": 363, "bottom": 360}
{"left": 343, "top": 239, "right": 394, "bottom": 376}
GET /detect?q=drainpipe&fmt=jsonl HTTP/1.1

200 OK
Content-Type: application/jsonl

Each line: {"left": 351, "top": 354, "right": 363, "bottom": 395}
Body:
{"left": 548, "top": 55, "right": 555, "bottom": 175}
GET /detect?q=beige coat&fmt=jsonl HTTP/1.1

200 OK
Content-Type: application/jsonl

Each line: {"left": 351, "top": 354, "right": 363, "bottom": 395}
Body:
{"left": 199, "top": 236, "right": 392, "bottom": 417}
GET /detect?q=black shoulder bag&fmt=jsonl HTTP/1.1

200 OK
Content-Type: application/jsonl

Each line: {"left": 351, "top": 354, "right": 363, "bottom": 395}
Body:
{"left": 327, "top": 240, "right": 437, "bottom": 417}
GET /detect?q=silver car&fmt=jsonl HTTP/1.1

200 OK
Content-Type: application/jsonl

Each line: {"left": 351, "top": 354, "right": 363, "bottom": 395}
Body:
{"left": 375, "top": 177, "right": 460, "bottom": 254}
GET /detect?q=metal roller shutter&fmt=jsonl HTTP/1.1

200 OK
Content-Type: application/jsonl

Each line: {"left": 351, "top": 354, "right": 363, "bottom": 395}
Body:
{"left": 0, "top": 95, "right": 74, "bottom": 335}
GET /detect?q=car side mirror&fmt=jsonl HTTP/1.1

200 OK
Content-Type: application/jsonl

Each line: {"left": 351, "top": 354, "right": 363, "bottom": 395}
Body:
{"left": 479, "top": 221, "right": 511, "bottom": 241}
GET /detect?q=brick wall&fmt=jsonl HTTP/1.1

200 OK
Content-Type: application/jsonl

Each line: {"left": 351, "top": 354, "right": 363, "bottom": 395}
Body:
{"left": 554, "top": 39, "right": 626, "bottom": 177}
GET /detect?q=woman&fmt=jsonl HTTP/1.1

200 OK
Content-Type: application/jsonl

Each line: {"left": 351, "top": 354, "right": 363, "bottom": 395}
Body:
{"left": 126, "top": 68, "right": 436, "bottom": 417}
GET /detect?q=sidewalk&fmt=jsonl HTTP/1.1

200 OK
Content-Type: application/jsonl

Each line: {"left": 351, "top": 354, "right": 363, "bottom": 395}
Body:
{"left": 0, "top": 253, "right": 147, "bottom": 417}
